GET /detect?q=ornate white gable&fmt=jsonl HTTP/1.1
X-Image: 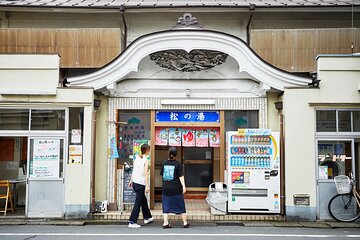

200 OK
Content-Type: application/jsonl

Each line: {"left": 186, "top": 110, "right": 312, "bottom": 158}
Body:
{"left": 68, "top": 30, "right": 311, "bottom": 93}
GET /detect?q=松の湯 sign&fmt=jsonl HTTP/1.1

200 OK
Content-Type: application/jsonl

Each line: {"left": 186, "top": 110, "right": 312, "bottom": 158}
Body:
{"left": 155, "top": 111, "right": 220, "bottom": 123}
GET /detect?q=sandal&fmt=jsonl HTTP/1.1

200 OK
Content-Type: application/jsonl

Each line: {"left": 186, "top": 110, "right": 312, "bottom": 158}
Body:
{"left": 162, "top": 224, "right": 173, "bottom": 229}
{"left": 183, "top": 223, "right": 190, "bottom": 228}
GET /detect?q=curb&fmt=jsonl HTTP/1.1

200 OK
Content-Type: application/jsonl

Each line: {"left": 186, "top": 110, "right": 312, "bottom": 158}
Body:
{"left": 0, "top": 219, "right": 359, "bottom": 228}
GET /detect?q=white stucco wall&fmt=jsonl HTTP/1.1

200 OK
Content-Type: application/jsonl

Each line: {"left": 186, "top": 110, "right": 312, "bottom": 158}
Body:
{"left": 95, "top": 95, "right": 109, "bottom": 203}
{"left": 64, "top": 103, "right": 94, "bottom": 218}
{"left": 0, "top": 54, "right": 59, "bottom": 95}
{"left": 283, "top": 55, "right": 360, "bottom": 220}
{"left": 267, "top": 92, "right": 280, "bottom": 132}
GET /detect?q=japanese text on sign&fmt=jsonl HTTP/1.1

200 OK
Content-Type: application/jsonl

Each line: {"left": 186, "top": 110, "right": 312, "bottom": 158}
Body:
{"left": 32, "top": 139, "right": 60, "bottom": 178}
{"left": 156, "top": 111, "right": 220, "bottom": 123}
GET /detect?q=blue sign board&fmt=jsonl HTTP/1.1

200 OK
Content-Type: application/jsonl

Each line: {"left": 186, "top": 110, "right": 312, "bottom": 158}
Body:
{"left": 155, "top": 111, "right": 220, "bottom": 123}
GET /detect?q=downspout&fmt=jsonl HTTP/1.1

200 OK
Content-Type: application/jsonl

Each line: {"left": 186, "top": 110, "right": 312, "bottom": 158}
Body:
{"left": 120, "top": 5, "right": 128, "bottom": 49}
{"left": 91, "top": 99, "right": 101, "bottom": 213}
{"left": 246, "top": 4, "right": 256, "bottom": 45}
{"left": 275, "top": 101, "right": 285, "bottom": 216}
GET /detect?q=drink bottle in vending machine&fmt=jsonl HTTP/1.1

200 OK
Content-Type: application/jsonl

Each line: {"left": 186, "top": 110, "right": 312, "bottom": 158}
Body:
{"left": 226, "top": 129, "right": 280, "bottom": 213}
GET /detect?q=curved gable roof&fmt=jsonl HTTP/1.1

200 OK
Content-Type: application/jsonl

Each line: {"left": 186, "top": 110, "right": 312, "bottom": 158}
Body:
{"left": 67, "top": 29, "right": 311, "bottom": 91}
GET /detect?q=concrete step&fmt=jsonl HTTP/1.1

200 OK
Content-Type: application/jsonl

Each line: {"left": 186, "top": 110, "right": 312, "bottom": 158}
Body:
{"left": 92, "top": 211, "right": 286, "bottom": 222}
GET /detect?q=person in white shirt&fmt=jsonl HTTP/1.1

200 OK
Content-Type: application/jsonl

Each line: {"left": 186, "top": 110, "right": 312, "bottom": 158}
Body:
{"left": 128, "top": 143, "right": 153, "bottom": 228}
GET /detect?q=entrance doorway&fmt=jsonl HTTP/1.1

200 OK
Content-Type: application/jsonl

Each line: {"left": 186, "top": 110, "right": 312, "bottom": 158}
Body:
{"left": 154, "top": 146, "right": 215, "bottom": 200}
{"left": 26, "top": 137, "right": 65, "bottom": 218}
{"left": 0, "top": 136, "right": 66, "bottom": 218}
{"left": 183, "top": 147, "right": 213, "bottom": 192}
{"left": 316, "top": 139, "right": 355, "bottom": 219}
{"left": 0, "top": 137, "right": 27, "bottom": 217}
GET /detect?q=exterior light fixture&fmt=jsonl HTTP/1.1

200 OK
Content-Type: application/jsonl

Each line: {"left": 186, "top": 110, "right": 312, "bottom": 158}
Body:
{"left": 274, "top": 101, "right": 283, "bottom": 111}
{"left": 94, "top": 99, "right": 101, "bottom": 110}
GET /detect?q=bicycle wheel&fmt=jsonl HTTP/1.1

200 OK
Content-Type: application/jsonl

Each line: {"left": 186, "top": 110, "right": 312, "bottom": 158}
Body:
{"left": 328, "top": 193, "right": 360, "bottom": 222}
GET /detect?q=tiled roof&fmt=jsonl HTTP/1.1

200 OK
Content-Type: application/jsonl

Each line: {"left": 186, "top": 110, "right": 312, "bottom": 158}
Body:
{"left": 0, "top": 0, "right": 358, "bottom": 9}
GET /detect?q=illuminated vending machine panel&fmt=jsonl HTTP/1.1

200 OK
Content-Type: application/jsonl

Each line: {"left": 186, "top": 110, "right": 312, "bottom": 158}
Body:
{"left": 227, "top": 129, "right": 280, "bottom": 213}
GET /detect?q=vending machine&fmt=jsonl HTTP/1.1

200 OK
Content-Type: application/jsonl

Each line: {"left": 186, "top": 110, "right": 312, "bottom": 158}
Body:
{"left": 226, "top": 129, "right": 280, "bottom": 213}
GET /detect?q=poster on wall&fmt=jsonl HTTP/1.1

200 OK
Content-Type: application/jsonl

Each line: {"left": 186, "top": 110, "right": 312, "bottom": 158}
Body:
{"left": 231, "top": 172, "right": 250, "bottom": 184}
{"left": 209, "top": 128, "right": 220, "bottom": 147}
{"left": 133, "top": 140, "right": 151, "bottom": 162}
{"left": 195, "top": 128, "right": 209, "bottom": 147}
{"left": 109, "top": 137, "right": 119, "bottom": 159}
{"left": 71, "top": 129, "right": 82, "bottom": 144}
{"left": 319, "top": 166, "right": 328, "bottom": 180}
{"left": 155, "top": 128, "right": 169, "bottom": 146}
{"left": 182, "top": 128, "right": 196, "bottom": 147}
{"left": 168, "top": 128, "right": 182, "bottom": 146}
{"left": 68, "top": 145, "right": 83, "bottom": 164}
{"left": 32, "top": 139, "right": 60, "bottom": 178}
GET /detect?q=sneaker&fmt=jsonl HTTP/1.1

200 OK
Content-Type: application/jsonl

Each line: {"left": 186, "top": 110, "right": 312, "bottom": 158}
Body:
{"left": 144, "top": 217, "right": 154, "bottom": 225}
{"left": 128, "top": 223, "right": 141, "bottom": 228}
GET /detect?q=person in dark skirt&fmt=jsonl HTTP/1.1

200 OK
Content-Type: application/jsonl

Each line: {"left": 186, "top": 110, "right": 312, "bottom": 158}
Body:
{"left": 160, "top": 147, "right": 189, "bottom": 228}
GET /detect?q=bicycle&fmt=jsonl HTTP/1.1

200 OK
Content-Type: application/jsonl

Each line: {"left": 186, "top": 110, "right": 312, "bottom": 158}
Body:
{"left": 328, "top": 174, "right": 360, "bottom": 222}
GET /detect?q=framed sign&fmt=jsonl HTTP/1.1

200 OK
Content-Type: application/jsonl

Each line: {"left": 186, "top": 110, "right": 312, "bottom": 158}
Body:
{"left": 32, "top": 139, "right": 60, "bottom": 178}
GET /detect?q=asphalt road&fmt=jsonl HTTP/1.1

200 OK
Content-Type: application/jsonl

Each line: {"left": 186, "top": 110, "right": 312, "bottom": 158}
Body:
{"left": 0, "top": 225, "right": 360, "bottom": 240}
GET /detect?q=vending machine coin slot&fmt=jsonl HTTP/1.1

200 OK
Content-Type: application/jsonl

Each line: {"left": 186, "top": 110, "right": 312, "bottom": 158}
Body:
{"left": 270, "top": 170, "right": 278, "bottom": 177}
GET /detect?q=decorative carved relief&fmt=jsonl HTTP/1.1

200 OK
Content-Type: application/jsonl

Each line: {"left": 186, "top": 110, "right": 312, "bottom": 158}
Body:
{"left": 172, "top": 13, "right": 202, "bottom": 29}
{"left": 149, "top": 49, "right": 228, "bottom": 72}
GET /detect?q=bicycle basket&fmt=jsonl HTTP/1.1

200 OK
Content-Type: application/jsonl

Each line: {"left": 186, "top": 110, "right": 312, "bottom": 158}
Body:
{"left": 334, "top": 175, "right": 352, "bottom": 194}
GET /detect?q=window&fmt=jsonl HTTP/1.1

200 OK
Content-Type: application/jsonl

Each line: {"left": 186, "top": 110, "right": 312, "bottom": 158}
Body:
{"left": 68, "top": 107, "right": 84, "bottom": 144}
{"left": 31, "top": 109, "right": 65, "bottom": 131}
{"left": 117, "top": 111, "right": 151, "bottom": 165}
{"left": 225, "top": 110, "right": 259, "bottom": 132}
{"left": 353, "top": 111, "right": 360, "bottom": 132}
{"left": 316, "top": 110, "right": 336, "bottom": 132}
{"left": 316, "top": 110, "right": 360, "bottom": 133}
{"left": 317, "top": 141, "right": 352, "bottom": 179}
{"left": 338, "top": 111, "right": 351, "bottom": 132}
{"left": 0, "top": 109, "right": 29, "bottom": 130}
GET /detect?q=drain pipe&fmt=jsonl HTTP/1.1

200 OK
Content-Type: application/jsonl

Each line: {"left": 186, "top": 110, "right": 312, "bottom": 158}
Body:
{"left": 120, "top": 5, "right": 128, "bottom": 49}
{"left": 246, "top": 4, "right": 256, "bottom": 45}
{"left": 275, "top": 101, "right": 285, "bottom": 215}
{"left": 91, "top": 99, "right": 101, "bottom": 213}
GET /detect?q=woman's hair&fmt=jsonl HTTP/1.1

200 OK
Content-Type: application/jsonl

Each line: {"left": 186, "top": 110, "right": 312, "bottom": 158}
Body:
{"left": 140, "top": 143, "right": 150, "bottom": 154}
{"left": 168, "top": 147, "right": 177, "bottom": 160}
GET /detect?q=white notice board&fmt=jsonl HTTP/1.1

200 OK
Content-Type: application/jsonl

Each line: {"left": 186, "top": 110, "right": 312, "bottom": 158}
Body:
{"left": 32, "top": 139, "right": 60, "bottom": 178}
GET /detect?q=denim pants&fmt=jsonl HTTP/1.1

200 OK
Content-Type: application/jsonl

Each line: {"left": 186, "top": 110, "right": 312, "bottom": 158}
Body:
{"left": 129, "top": 183, "right": 152, "bottom": 223}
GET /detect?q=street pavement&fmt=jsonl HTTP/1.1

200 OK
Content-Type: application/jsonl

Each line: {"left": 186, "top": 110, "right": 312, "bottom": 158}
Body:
{"left": 0, "top": 224, "right": 360, "bottom": 240}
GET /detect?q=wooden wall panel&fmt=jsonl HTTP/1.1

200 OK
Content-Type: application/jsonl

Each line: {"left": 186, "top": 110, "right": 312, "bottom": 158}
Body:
{"left": 36, "top": 29, "right": 56, "bottom": 53}
{"left": 0, "top": 28, "right": 121, "bottom": 68}
{"left": 57, "top": 29, "right": 79, "bottom": 67}
{"left": 251, "top": 28, "right": 360, "bottom": 72}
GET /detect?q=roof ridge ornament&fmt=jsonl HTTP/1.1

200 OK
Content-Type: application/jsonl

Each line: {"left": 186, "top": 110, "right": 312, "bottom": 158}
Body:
{"left": 172, "top": 13, "right": 203, "bottom": 29}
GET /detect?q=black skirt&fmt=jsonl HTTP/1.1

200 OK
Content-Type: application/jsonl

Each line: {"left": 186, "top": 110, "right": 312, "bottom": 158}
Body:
{"left": 162, "top": 194, "right": 186, "bottom": 214}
